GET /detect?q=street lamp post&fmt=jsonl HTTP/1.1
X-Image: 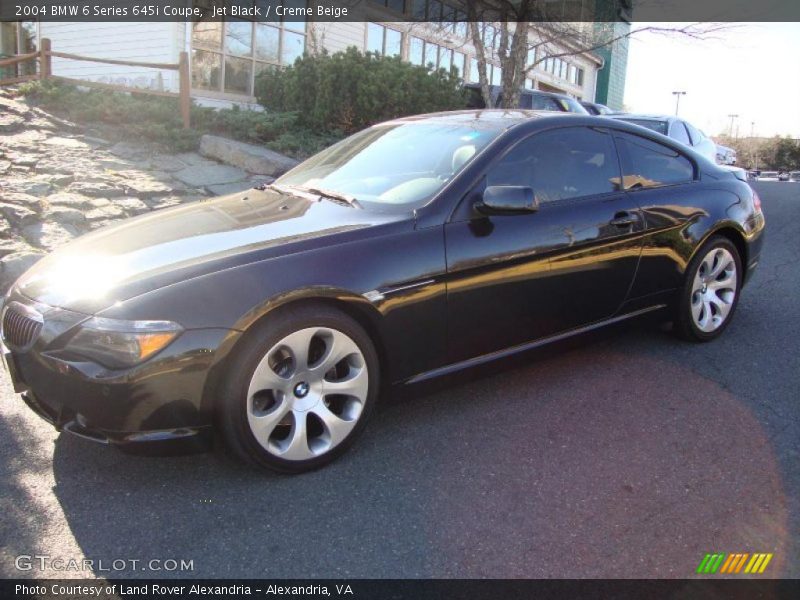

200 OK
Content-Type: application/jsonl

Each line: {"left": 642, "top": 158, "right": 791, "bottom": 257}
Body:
{"left": 728, "top": 114, "right": 739, "bottom": 138}
{"left": 672, "top": 91, "right": 686, "bottom": 116}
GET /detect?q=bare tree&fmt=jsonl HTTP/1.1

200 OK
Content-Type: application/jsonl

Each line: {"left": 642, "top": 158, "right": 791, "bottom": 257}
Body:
{"left": 414, "top": 1, "right": 731, "bottom": 109}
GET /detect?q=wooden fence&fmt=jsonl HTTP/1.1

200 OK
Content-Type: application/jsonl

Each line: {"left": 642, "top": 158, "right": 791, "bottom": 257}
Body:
{"left": 0, "top": 38, "right": 191, "bottom": 128}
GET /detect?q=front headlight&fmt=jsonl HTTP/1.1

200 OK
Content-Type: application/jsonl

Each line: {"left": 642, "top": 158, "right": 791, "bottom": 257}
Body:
{"left": 65, "top": 317, "right": 183, "bottom": 368}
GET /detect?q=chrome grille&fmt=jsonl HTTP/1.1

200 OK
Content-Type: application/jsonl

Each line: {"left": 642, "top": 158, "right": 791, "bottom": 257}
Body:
{"left": 2, "top": 302, "right": 43, "bottom": 350}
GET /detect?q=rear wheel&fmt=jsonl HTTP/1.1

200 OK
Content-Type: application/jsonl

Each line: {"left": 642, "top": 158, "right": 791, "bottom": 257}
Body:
{"left": 675, "top": 236, "right": 741, "bottom": 342}
{"left": 218, "top": 304, "right": 379, "bottom": 473}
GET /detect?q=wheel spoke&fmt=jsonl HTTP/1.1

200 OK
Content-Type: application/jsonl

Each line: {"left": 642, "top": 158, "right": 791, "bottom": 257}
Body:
{"left": 248, "top": 356, "right": 288, "bottom": 396}
{"left": 691, "top": 294, "right": 704, "bottom": 322}
{"left": 280, "top": 328, "right": 318, "bottom": 372}
{"left": 278, "top": 411, "right": 313, "bottom": 461}
{"left": 698, "top": 299, "right": 713, "bottom": 331}
{"left": 247, "top": 401, "right": 291, "bottom": 447}
{"left": 310, "top": 331, "right": 360, "bottom": 374}
{"left": 310, "top": 402, "right": 359, "bottom": 448}
{"left": 708, "top": 251, "right": 730, "bottom": 279}
{"left": 709, "top": 270, "right": 736, "bottom": 291}
{"left": 700, "top": 254, "right": 715, "bottom": 278}
{"left": 709, "top": 292, "right": 733, "bottom": 320}
{"left": 324, "top": 366, "right": 369, "bottom": 399}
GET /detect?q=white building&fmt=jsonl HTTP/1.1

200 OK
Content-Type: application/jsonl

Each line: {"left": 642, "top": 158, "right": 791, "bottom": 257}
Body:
{"left": 4, "top": 1, "right": 601, "bottom": 108}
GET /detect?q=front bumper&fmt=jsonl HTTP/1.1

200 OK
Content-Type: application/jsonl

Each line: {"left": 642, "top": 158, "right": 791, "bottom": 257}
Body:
{"left": 2, "top": 299, "right": 238, "bottom": 449}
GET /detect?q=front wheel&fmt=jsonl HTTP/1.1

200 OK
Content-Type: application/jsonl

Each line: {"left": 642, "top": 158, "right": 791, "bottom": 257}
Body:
{"left": 218, "top": 304, "right": 379, "bottom": 473}
{"left": 675, "top": 236, "right": 742, "bottom": 342}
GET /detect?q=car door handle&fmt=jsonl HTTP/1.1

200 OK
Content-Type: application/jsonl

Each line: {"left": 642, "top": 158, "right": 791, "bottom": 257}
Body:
{"left": 610, "top": 212, "right": 638, "bottom": 227}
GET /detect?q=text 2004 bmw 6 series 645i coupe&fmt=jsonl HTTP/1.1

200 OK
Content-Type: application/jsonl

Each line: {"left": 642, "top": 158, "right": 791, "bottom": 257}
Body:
{"left": 1, "top": 111, "right": 764, "bottom": 473}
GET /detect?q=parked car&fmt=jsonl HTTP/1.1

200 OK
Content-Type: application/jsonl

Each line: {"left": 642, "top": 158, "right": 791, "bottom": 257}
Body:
{"left": 580, "top": 100, "right": 615, "bottom": 115}
{"left": 756, "top": 171, "right": 780, "bottom": 181}
{"left": 716, "top": 144, "right": 737, "bottom": 165}
{"left": 464, "top": 83, "right": 588, "bottom": 114}
{"left": 1, "top": 110, "right": 764, "bottom": 473}
{"left": 609, "top": 114, "right": 718, "bottom": 163}
{"left": 778, "top": 172, "right": 790, "bottom": 182}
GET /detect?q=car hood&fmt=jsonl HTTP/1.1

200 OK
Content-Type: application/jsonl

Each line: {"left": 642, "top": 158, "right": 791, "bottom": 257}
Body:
{"left": 14, "top": 188, "right": 404, "bottom": 314}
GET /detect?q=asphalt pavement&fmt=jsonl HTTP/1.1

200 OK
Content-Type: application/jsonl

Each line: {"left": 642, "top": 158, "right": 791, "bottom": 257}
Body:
{"left": 1, "top": 182, "right": 798, "bottom": 579}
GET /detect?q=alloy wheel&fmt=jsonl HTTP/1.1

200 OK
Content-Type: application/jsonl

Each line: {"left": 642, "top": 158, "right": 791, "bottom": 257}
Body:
{"left": 246, "top": 327, "right": 368, "bottom": 461}
{"left": 690, "top": 247, "right": 738, "bottom": 333}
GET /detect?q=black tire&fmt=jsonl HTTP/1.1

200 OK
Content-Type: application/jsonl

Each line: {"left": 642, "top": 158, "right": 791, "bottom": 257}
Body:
{"left": 675, "top": 235, "right": 742, "bottom": 342}
{"left": 217, "top": 304, "right": 379, "bottom": 473}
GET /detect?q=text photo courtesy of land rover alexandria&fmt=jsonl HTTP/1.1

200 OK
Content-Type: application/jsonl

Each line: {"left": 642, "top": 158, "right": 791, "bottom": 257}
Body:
{"left": 1, "top": 111, "right": 765, "bottom": 473}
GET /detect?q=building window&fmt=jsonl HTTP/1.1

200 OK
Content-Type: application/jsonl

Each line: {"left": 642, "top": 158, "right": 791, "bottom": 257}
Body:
{"left": 490, "top": 64, "right": 502, "bottom": 86}
{"left": 453, "top": 51, "right": 466, "bottom": 78}
{"left": 191, "top": 1, "right": 307, "bottom": 97}
{"left": 409, "top": 36, "right": 424, "bottom": 65}
{"left": 367, "top": 23, "right": 402, "bottom": 57}
{"left": 409, "top": 36, "right": 459, "bottom": 74}
{"left": 576, "top": 67, "right": 585, "bottom": 86}
{"left": 482, "top": 24, "right": 500, "bottom": 51}
{"left": 469, "top": 57, "right": 479, "bottom": 82}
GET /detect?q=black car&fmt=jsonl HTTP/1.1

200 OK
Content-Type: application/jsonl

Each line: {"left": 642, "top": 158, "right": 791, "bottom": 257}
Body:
{"left": 464, "top": 83, "right": 588, "bottom": 113}
{"left": 1, "top": 111, "right": 765, "bottom": 473}
{"left": 580, "top": 100, "right": 614, "bottom": 115}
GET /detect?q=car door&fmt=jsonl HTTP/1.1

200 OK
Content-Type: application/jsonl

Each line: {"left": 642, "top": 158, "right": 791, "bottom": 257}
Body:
{"left": 444, "top": 126, "right": 644, "bottom": 364}
{"left": 612, "top": 130, "right": 701, "bottom": 298}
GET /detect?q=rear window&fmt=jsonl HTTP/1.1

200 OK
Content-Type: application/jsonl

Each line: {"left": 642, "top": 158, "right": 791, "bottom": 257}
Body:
{"left": 618, "top": 119, "right": 668, "bottom": 136}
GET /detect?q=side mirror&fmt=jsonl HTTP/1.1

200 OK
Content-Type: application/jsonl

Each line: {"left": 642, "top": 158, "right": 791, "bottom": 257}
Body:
{"left": 476, "top": 185, "right": 538, "bottom": 215}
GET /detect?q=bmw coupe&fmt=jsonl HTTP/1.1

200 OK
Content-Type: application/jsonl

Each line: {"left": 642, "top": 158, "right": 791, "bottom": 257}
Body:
{"left": 1, "top": 110, "right": 765, "bottom": 472}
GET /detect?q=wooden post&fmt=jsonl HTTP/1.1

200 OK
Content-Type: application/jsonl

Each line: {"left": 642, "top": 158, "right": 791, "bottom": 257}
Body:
{"left": 178, "top": 51, "right": 190, "bottom": 129}
{"left": 40, "top": 38, "right": 51, "bottom": 80}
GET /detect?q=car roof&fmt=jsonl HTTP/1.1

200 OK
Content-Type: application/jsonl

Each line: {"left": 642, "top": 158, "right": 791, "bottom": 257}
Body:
{"left": 385, "top": 109, "right": 583, "bottom": 126}
{"left": 611, "top": 113, "right": 675, "bottom": 123}
{"left": 462, "top": 83, "right": 575, "bottom": 101}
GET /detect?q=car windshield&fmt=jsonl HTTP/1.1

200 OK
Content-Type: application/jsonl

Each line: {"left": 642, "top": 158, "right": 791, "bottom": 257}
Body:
{"left": 619, "top": 118, "right": 668, "bottom": 135}
{"left": 276, "top": 121, "right": 502, "bottom": 209}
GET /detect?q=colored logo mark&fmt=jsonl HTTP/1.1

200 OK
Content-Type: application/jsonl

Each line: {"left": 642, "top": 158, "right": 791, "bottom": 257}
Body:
{"left": 696, "top": 553, "right": 773, "bottom": 574}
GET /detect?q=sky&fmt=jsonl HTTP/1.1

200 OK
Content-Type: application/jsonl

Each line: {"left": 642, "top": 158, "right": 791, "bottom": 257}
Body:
{"left": 623, "top": 22, "right": 800, "bottom": 139}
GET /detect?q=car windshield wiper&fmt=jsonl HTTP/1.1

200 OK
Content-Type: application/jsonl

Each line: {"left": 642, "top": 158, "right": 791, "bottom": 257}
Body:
{"left": 301, "top": 186, "right": 361, "bottom": 208}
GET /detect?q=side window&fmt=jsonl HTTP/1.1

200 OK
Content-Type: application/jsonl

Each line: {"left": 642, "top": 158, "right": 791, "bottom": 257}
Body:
{"left": 670, "top": 122, "right": 691, "bottom": 145}
{"left": 487, "top": 127, "right": 622, "bottom": 204}
{"left": 684, "top": 121, "right": 703, "bottom": 145}
{"left": 518, "top": 94, "right": 533, "bottom": 110}
{"left": 531, "top": 94, "right": 561, "bottom": 111}
{"left": 616, "top": 133, "right": 695, "bottom": 190}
